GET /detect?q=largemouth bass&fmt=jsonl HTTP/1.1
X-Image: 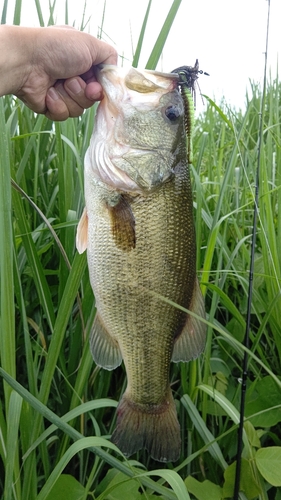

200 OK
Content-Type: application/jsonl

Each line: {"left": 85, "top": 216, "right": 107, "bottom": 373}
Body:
{"left": 76, "top": 65, "right": 206, "bottom": 462}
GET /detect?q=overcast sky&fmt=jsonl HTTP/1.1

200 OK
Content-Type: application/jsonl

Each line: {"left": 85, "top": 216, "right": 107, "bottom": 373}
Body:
{"left": 4, "top": 0, "right": 280, "bottom": 112}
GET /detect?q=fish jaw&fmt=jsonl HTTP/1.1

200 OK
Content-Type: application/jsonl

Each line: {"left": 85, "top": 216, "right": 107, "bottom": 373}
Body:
{"left": 87, "top": 66, "right": 185, "bottom": 194}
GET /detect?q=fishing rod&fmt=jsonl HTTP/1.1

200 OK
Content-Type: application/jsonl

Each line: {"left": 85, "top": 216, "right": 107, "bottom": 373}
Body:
{"left": 233, "top": 1, "right": 271, "bottom": 498}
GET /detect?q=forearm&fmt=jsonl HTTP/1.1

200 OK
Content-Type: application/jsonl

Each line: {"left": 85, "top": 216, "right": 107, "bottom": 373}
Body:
{"left": 0, "top": 24, "right": 36, "bottom": 97}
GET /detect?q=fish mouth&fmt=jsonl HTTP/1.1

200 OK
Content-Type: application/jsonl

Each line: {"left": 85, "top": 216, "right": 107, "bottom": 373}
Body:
{"left": 96, "top": 64, "right": 180, "bottom": 81}
{"left": 95, "top": 65, "right": 180, "bottom": 96}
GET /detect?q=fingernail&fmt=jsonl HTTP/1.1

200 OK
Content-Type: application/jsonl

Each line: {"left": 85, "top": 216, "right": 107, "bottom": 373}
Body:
{"left": 48, "top": 87, "right": 60, "bottom": 101}
{"left": 67, "top": 78, "right": 82, "bottom": 95}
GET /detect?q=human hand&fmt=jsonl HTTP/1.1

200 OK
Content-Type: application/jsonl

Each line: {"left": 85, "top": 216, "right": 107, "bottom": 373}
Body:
{"left": 0, "top": 25, "right": 117, "bottom": 120}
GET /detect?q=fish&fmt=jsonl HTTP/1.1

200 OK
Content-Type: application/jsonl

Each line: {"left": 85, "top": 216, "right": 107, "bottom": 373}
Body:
{"left": 76, "top": 65, "right": 206, "bottom": 462}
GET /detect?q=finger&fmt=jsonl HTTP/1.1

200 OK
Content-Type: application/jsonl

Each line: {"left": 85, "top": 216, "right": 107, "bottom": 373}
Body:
{"left": 45, "top": 76, "right": 101, "bottom": 121}
{"left": 85, "top": 81, "right": 104, "bottom": 101}
{"left": 50, "top": 80, "right": 86, "bottom": 119}
{"left": 64, "top": 76, "right": 103, "bottom": 107}
{"left": 46, "top": 82, "right": 85, "bottom": 121}
{"left": 45, "top": 87, "right": 71, "bottom": 121}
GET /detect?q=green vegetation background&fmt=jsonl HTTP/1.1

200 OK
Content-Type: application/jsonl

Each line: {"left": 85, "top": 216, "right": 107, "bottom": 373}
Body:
{"left": 1, "top": 1, "right": 281, "bottom": 499}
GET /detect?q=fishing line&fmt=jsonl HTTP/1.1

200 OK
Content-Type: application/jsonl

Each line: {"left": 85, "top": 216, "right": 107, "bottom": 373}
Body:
{"left": 233, "top": 1, "right": 271, "bottom": 498}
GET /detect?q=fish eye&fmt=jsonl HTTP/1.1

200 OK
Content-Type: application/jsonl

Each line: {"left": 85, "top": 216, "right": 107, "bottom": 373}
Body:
{"left": 165, "top": 105, "right": 180, "bottom": 122}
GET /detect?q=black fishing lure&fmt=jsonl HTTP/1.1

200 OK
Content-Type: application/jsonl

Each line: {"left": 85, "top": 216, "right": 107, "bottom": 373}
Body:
{"left": 171, "top": 59, "right": 209, "bottom": 108}
{"left": 171, "top": 60, "right": 209, "bottom": 164}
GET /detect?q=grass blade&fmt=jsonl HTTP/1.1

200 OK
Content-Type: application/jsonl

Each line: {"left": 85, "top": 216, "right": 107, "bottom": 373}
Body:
{"left": 1, "top": 0, "right": 8, "bottom": 23}
{"left": 198, "top": 384, "right": 251, "bottom": 456}
{"left": 36, "top": 437, "right": 123, "bottom": 500}
{"left": 4, "top": 391, "right": 22, "bottom": 500}
{"left": 146, "top": 0, "right": 182, "bottom": 69}
{"left": 132, "top": 0, "right": 152, "bottom": 67}
{"left": 0, "top": 98, "right": 16, "bottom": 406}
{"left": 138, "top": 470, "right": 190, "bottom": 500}
{"left": 38, "top": 252, "right": 87, "bottom": 405}
{"left": 181, "top": 394, "right": 227, "bottom": 470}
{"left": 33, "top": 0, "right": 45, "bottom": 26}
{"left": 23, "top": 399, "right": 118, "bottom": 460}
{"left": 12, "top": 184, "right": 56, "bottom": 332}
{"left": 12, "top": 0, "right": 22, "bottom": 25}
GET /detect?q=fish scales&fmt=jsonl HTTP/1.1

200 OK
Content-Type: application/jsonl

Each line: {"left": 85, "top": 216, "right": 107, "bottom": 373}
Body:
{"left": 76, "top": 66, "right": 206, "bottom": 462}
{"left": 87, "top": 168, "right": 194, "bottom": 401}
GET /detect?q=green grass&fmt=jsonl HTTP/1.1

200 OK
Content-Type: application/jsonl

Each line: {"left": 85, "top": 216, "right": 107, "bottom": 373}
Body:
{"left": 1, "top": 1, "right": 281, "bottom": 499}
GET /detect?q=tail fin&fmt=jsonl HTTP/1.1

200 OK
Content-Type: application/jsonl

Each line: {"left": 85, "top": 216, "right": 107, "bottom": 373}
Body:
{"left": 111, "top": 389, "right": 180, "bottom": 462}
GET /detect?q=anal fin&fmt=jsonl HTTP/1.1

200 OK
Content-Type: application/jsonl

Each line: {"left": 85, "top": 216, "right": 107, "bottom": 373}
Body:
{"left": 172, "top": 278, "right": 206, "bottom": 362}
{"left": 90, "top": 313, "right": 122, "bottom": 370}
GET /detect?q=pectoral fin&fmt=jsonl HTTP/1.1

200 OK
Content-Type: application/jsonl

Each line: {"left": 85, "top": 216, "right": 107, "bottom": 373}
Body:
{"left": 76, "top": 207, "right": 88, "bottom": 254}
{"left": 90, "top": 313, "right": 122, "bottom": 370}
{"left": 172, "top": 279, "right": 206, "bottom": 362}
{"left": 107, "top": 195, "right": 135, "bottom": 252}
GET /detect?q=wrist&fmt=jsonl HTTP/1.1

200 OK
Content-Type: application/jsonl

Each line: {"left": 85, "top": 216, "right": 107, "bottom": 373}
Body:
{"left": 0, "top": 25, "right": 35, "bottom": 97}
